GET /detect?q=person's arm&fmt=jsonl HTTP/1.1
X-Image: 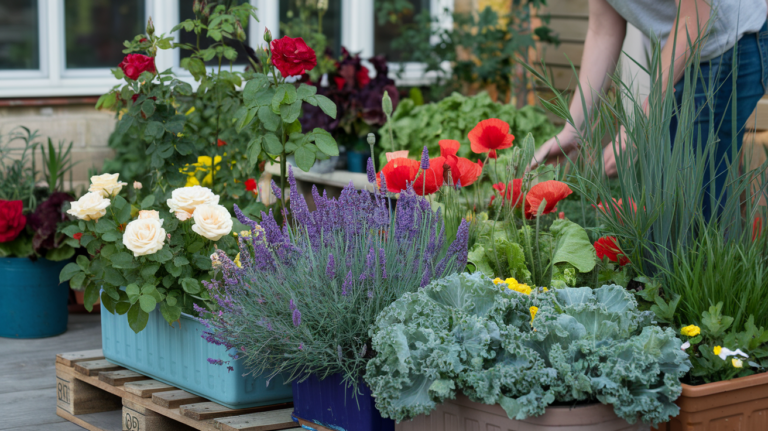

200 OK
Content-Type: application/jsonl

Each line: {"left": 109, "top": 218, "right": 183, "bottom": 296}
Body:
{"left": 530, "top": 0, "right": 626, "bottom": 168}
{"left": 602, "top": 0, "right": 711, "bottom": 177}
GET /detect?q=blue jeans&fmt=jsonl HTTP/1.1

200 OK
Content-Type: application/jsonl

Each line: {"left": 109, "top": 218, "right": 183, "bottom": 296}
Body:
{"left": 669, "top": 20, "right": 768, "bottom": 219}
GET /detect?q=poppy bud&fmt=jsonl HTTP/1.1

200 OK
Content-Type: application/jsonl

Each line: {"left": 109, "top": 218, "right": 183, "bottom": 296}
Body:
{"left": 367, "top": 133, "right": 376, "bottom": 146}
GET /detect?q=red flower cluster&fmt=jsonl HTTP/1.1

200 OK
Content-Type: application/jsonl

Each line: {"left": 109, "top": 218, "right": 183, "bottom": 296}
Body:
{"left": 594, "top": 236, "right": 629, "bottom": 266}
{"left": 379, "top": 155, "right": 444, "bottom": 196}
{"left": 0, "top": 200, "right": 26, "bottom": 243}
{"left": 270, "top": 36, "right": 317, "bottom": 77}
{"left": 436, "top": 140, "right": 482, "bottom": 188}
{"left": 118, "top": 54, "right": 156, "bottom": 81}
{"left": 492, "top": 180, "right": 572, "bottom": 218}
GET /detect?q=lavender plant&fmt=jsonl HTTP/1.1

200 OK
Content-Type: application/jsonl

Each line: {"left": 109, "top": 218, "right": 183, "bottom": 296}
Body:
{"left": 199, "top": 164, "right": 469, "bottom": 390}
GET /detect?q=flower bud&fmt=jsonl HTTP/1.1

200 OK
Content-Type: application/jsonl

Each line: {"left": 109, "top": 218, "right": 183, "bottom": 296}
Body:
{"left": 382, "top": 91, "right": 393, "bottom": 117}
{"left": 367, "top": 133, "right": 375, "bottom": 146}
{"left": 318, "top": 0, "right": 329, "bottom": 11}
{"left": 263, "top": 27, "right": 273, "bottom": 43}
{"left": 235, "top": 21, "right": 247, "bottom": 42}
{"left": 193, "top": 0, "right": 201, "bottom": 14}
{"left": 146, "top": 17, "right": 155, "bottom": 36}
{"left": 133, "top": 181, "right": 143, "bottom": 190}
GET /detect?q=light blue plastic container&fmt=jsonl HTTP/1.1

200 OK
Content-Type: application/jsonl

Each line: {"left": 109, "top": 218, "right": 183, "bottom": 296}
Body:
{"left": 101, "top": 308, "right": 293, "bottom": 409}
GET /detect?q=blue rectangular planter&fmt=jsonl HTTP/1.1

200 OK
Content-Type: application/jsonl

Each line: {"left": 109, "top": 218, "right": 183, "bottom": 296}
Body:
{"left": 292, "top": 374, "right": 394, "bottom": 431}
{"left": 101, "top": 308, "right": 292, "bottom": 409}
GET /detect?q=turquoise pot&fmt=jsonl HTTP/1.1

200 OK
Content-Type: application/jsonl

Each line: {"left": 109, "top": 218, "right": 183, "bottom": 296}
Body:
{"left": 0, "top": 257, "right": 71, "bottom": 339}
{"left": 101, "top": 308, "right": 293, "bottom": 409}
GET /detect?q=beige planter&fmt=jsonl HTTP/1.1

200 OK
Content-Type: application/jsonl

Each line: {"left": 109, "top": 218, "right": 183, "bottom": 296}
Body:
{"left": 395, "top": 394, "right": 648, "bottom": 431}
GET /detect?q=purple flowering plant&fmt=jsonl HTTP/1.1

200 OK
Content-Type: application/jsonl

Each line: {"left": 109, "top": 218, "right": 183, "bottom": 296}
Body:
{"left": 198, "top": 162, "right": 469, "bottom": 389}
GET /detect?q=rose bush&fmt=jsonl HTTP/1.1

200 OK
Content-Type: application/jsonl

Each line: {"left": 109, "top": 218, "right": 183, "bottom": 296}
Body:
{"left": 67, "top": 191, "right": 111, "bottom": 221}
{"left": 89, "top": 173, "right": 128, "bottom": 197}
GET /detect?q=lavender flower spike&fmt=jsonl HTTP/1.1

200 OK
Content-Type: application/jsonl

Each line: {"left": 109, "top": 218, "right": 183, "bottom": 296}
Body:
{"left": 292, "top": 309, "right": 302, "bottom": 327}
{"left": 342, "top": 270, "right": 353, "bottom": 296}
{"left": 420, "top": 146, "right": 430, "bottom": 170}
{"left": 379, "top": 172, "right": 388, "bottom": 194}
{"left": 326, "top": 254, "right": 336, "bottom": 279}
{"left": 366, "top": 158, "right": 376, "bottom": 184}
{"left": 270, "top": 180, "right": 282, "bottom": 200}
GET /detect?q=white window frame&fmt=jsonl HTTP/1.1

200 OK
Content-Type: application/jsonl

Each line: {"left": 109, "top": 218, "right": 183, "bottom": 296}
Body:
{"left": 0, "top": 0, "right": 448, "bottom": 98}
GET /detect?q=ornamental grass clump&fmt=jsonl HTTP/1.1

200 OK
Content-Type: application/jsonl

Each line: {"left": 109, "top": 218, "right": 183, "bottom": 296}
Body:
{"left": 200, "top": 165, "right": 470, "bottom": 389}
{"left": 365, "top": 272, "right": 691, "bottom": 426}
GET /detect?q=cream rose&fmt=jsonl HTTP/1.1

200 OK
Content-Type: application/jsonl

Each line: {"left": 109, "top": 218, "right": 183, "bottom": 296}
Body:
{"left": 167, "top": 186, "right": 219, "bottom": 221}
{"left": 191, "top": 204, "right": 233, "bottom": 241}
{"left": 67, "top": 192, "right": 111, "bottom": 221}
{"left": 123, "top": 218, "right": 166, "bottom": 257}
{"left": 89, "top": 173, "right": 128, "bottom": 197}
{"left": 138, "top": 210, "right": 160, "bottom": 220}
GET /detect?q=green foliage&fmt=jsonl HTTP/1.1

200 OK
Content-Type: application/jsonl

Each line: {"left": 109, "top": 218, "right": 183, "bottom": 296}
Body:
{"left": 365, "top": 272, "right": 690, "bottom": 426}
{"left": 279, "top": 0, "right": 337, "bottom": 82}
{"left": 0, "top": 127, "right": 40, "bottom": 208}
{"left": 379, "top": 92, "right": 557, "bottom": 163}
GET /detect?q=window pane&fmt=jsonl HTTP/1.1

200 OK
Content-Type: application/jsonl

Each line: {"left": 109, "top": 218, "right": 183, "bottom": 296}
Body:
{"left": 0, "top": 0, "right": 39, "bottom": 70}
{"left": 64, "top": 0, "right": 145, "bottom": 69}
{"left": 279, "top": 0, "right": 342, "bottom": 58}
{"left": 375, "top": 0, "right": 430, "bottom": 62}
{"left": 179, "top": 0, "right": 252, "bottom": 66}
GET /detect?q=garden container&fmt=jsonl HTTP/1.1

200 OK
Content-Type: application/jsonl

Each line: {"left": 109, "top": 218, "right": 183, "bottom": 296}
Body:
{"left": 288, "top": 154, "right": 339, "bottom": 174}
{"left": 396, "top": 394, "right": 647, "bottom": 431}
{"left": 0, "top": 257, "right": 70, "bottom": 338}
{"left": 101, "top": 307, "right": 293, "bottom": 409}
{"left": 653, "top": 373, "right": 768, "bottom": 431}
{"left": 346, "top": 150, "right": 371, "bottom": 173}
{"left": 291, "top": 373, "right": 394, "bottom": 431}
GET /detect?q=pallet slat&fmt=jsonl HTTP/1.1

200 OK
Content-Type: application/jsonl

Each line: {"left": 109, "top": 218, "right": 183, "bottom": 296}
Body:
{"left": 99, "top": 369, "right": 145, "bottom": 386}
{"left": 214, "top": 408, "right": 295, "bottom": 431}
{"left": 153, "top": 390, "right": 207, "bottom": 409}
{"left": 124, "top": 379, "right": 177, "bottom": 398}
{"left": 74, "top": 359, "right": 122, "bottom": 376}
{"left": 181, "top": 402, "right": 293, "bottom": 421}
{"left": 56, "top": 349, "right": 105, "bottom": 367}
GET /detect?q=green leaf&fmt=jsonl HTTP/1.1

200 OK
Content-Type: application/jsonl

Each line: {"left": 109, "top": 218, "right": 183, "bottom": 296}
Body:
{"left": 103, "top": 267, "right": 127, "bottom": 287}
{"left": 126, "top": 283, "right": 141, "bottom": 301}
{"left": 83, "top": 283, "right": 100, "bottom": 312}
{"left": 160, "top": 302, "right": 182, "bottom": 324}
{"left": 45, "top": 245, "right": 75, "bottom": 262}
{"left": 116, "top": 202, "right": 132, "bottom": 224}
{"left": 297, "top": 83, "right": 317, "bottom": 100}
{"left": 95, "top": 218, "right": 118, "bottom": 234}
{"left": 181, "top": 278, "right": 202, "bottom": 294}
{"left": 127, "top": 303, "right": 150, "bottom": 333}
{"left": 62, "top": 224, "right": 82, "bottom": 237}
{"left": 315, "top": 94, "right": 337, "bottom": 119}
{"left": 115, "top": 301, "right": 131, "bottom": 315}
{"left": 236, "top": 107, "right": 258, "bottom": 132}
{"left": 248, "top": 136, "right": 263, "bottom": 167}
{"left": 141, "top": 100, "right": 156, "bottom": 117}
{"left": 192, "top": 254, "right": 213, "bottom": 270}
{"left": 258, "top": 106, "right": 281, "bottom": 131}
{"left": 140, "top": 195, "right": 155, "bottom": 209}
{"left": 651, "top": 293, "right": 681, "bottom": 324}
{"left": 294, "top": 146, "right": 316, "bottom": 172}
{"left": 165, "top": 261, "right": 182, "bottom": 277}
{"left": 146, "top": 121, "right": 165, "bottom": 139}
{"left": 141, "top": 263, "right": 161, "bottom": 280}
{"left": 187, "top": 240, "right": 205, "bottom": 254}
{"left": 312, "top": 129, "right": 339, "bottom": 156}
{"left": 243, "top": 75, "right": 269, "bottom": 103}
{"left": 70, "top": 272, "right": 86, "bottom": 289}
{"left": 59, "top": 262, "right": 81, "bottom": 282}
{"left": 263, "top": 133, "right": 283, "bottom": 154}
{"left": 100, "top": 291, "right": 117, "bottom": 314}
{"left": 271, "top": 86, "right": 287, "bottom": 111}
{"left": 139, "top": 294, "right": 157, "bottom": 313}
{"left": 154, "top": 247, "right": 173, "bottom": 263}
{"left": 174, "top": 256, "right": 190, "bottom": 266}
{"left": 76, "top": 255, "right": 90, "bottom": 271}
{"left": 549, "top": 219, "right": 596, "bottom": 273}
{"left": 702, "top": 302, "right": 735, "bottom": 338}
{"left": 110, "top": 252, "right": 137, "bottom": 269}
{"left": 280, "top": 102, "right": 302, "bottom": 124}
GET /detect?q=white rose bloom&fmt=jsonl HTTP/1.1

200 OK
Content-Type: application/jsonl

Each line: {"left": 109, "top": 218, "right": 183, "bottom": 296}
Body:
{"left": 123, "top": 218, "right": 166, "bottom": 257}
{"left": 138, "top": 210, "right": 160, "bottom": 220}
{"left": 67, "top": 192, "right": 111, "bottom": 221}
{"left": 167, "top": 186, "right": 219, "bottom": 221}
{"left": 89, "top": 173, "right": 128, "bottom": 197}
{"left": 191, "top": 204, "right": 233, "bottom": 241}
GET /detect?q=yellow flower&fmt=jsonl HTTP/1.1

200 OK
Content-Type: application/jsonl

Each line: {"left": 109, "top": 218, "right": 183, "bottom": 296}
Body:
{"left": 714, "top": 346, "right": 722, "bottom": 356}
{"left": 680, "top": 325, "right": 701, "bottom": 337}
{"left": 234, "top": 253, "right": 242, "bottom": 268}
{"left": 180, "top": 155, "right": 222, "bottom": 187}
{"left": 185, "top": 106, "right": 196, "bottom": 115}
{"left": 505, "top": 278, "right": 532, "bottom": 295}
{"left": 493, "top": 277, "right": 504, "bottom": 285}
{"left": 529, "top": 306, "right": 538, "bottom": 326}
{"left": 239, "top": 230, "right": 252, "bottom": 238}
{"left": 732, "top": 358, "right": 743, "bottom": 368}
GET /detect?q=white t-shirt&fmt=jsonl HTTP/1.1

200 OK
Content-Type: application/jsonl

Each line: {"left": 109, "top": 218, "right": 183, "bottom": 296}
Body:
{"left": 606, "top": 0, "right": 767, "bottom": 61}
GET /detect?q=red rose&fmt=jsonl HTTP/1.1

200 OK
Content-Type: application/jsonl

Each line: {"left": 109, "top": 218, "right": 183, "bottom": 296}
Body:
{"left": 217, "top": 139, "right": 227, "bottom": 147}
{"left": 119, "top": 54, "right": 157, "bottom": 81}
{"left": 0, "top": 200, "right": 26, "bottom": 243}
{"left": 270, "top": 36, "right": 317, "bottom": 77}
{"left": 594, "top": 236, "right": 629, "bottom": 266}
{"left": 356, "top": 66, "right": 371, "bottom": 88}
{"left": 245, "top": 178, "right": 258, "bottom": 192}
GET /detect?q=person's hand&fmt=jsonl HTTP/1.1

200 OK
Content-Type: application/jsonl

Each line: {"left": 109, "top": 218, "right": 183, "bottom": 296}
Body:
{"left": 602, "top": 127, "right": 629, "bottom": 178}
{"left": 528, "top": 130, "right": 579, "bottom": 170}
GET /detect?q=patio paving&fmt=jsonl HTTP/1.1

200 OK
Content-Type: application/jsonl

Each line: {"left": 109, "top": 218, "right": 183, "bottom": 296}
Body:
{"left": 0, "top": 314, "right": 102, "bottom": 431}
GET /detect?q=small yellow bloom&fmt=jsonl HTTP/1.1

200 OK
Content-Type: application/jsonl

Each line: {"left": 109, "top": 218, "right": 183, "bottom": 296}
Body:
{"left": 239, "top": 230, "right": 252, "bottom": 238}
{"left": 185, "top": 106, "right": 196, "bottom": 115}
{"left": 234, "top": 253, "right": 242, "bottom": 268}
{"left": 529, "top": 306, "right": 538, "bottom": 326}
{"left": 493, "top": 277, "right": 504, "bottom": 285}
{"left": 714, "top": 346, "right": 722, "bottom": 356}
{"left": 680, "top": 325, "right": 701, "bottom": 337}
{"left": 732, "top": 358, "right": 743, "bottom": 368}
{"left": 177, "top": 133, "right": 184, "bottom": 137}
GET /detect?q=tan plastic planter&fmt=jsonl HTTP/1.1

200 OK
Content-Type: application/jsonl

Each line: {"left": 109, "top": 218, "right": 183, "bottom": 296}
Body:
{"left": 395, "top": 393, "right": 648, "bottom": 431}
{"left": 654, "top": 372, "right": 768, "bottom": 431}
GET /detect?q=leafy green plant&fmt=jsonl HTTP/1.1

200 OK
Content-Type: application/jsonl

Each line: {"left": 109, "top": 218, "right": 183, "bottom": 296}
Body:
{"left": 40, "top": 138, "right": 77, "bottom": 195}
{"left": 365, "top": 272, "right": 690, "bottom": 426}
{"left": 279, "top": 0, "right": 337, "bottom": 82}
{"left": 0, "top": 127, "right": 40, "bottom": 209}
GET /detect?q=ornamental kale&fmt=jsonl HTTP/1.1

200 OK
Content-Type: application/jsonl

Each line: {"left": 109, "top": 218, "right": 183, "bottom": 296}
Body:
{"left": 199, "top": 165, "right": 469, "bottom": 390}
{"left": 365, "top": 272, "right": 690, "bottom": 426}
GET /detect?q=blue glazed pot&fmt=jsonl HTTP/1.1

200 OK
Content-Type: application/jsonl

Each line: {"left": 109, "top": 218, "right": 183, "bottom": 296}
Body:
{"left": 0, "top": 257, "right": 70, "bottom": 338}
{"left": 101, "top": 308, "right": 293, "bottom": 409}
{"left": 292, "top": 373, "right": 394, "bottom": 431}
{"left": 347, "top": 151, "right": 371, "bottom": 173}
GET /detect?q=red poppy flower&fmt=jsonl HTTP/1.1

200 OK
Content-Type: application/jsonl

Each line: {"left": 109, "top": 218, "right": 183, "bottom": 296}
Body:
{"left": 385, "top": 151, "right": 410, "bottom": 162}
{"left": 468, "top": 119, "right": 515, "bottom": 154}
{"left": 488, "top": 150, "right": 498, "bottom": 159}
{"left": 356, "top": 66, "right": 371, "bottom": 88}
{"left": 73, "top": 232, "right": 83, "bottom": 241}
{"left": 379, "top": 157, "right": 443, "bottom": 196}
{"left": 437, "top": 140, "right": 483, "bottom": 187}
{"left": 525, "top": 180, "right": 572, "bottom": 217}
{"left": 492, "top": 179, "right": 524, "bottom": 208}
{"left": 245, "top": 178, "right": 258, "bottom": 192}
{"left": 594, "top": 236, "right": 629, "bottom": 266}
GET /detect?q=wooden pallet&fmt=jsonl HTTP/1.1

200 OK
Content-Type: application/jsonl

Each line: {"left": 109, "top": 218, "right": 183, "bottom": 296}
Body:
{"left": 55, "top": 349, "right": 303, "bottom": 431}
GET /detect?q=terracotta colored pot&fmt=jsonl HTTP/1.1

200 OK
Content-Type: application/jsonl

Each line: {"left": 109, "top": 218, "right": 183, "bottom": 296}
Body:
{"left": 395, "top": 393, "right": 647, "bottom": 431}
{"left": 653, "top": 372, "right": 768, "bottom": 431}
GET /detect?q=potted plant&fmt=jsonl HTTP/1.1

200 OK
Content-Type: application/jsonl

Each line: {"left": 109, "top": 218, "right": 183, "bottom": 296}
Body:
{"left": 0, "top": 128, "right": 78, "bottom": 339}
{"left": 198, "top": 166, "right": 471, "bottom": 431}
{"left": 365, "top": 272, "right": 691, "bottom": 430}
